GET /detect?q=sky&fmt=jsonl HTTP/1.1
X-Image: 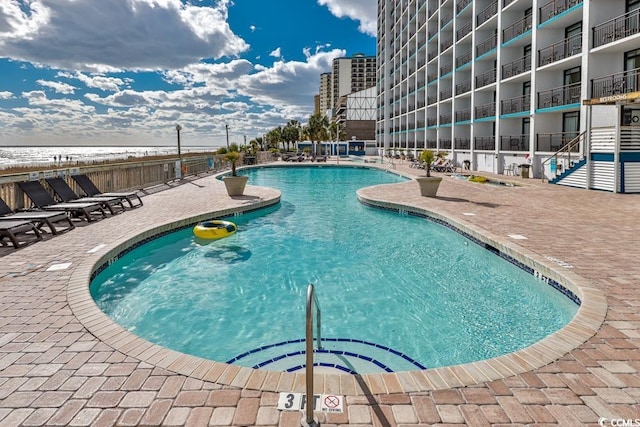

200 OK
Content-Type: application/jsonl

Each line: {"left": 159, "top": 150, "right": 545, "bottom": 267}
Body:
{"left": 0, "top": 0, "right": 377, "bottom": 148}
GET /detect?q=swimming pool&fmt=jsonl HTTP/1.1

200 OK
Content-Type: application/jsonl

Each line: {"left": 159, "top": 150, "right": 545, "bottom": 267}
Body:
{"left": 90, "top": 166, "right": 578, "bottom": 374}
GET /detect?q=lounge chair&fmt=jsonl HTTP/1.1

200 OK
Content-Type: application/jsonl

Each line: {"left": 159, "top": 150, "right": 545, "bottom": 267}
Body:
{"left": 45, "top": 177, "right": 126, "bottom": 215}
{"left": 0, "top": 219, "right": 42, "bottom": 249}
{"left": 17, "top": 181, "right": 107, "bottom": 222}
{"left": 0, "top": 197, "right": 75, "bottom": 235}
{"left": 71, "top": 174, "right": 143, "bottom": 208}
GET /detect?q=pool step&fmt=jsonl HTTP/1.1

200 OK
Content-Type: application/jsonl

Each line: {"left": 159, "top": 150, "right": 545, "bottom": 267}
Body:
{"left": 226, "top": 338, "right": 426, "bottom": 374}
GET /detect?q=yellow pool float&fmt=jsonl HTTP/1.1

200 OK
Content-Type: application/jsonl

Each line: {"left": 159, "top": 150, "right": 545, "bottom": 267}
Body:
{"left": 193, "top": 220, "right": 237, "bottom": 240}
{"left": 468, "top": 175, "right": 488, "bottom": 183}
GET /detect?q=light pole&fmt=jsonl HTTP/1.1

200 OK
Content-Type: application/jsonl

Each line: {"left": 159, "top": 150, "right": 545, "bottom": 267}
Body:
{"left": 225, "top": 124, "right": 230, "bottom": 150}
{"left": 175, "top": 124, "right": 182, "bottom": 159}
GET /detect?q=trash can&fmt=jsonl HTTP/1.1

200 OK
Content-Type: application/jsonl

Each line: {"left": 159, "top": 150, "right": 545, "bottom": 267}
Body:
{"left": 519, "top": 164, "right": 530, "bottom": 178}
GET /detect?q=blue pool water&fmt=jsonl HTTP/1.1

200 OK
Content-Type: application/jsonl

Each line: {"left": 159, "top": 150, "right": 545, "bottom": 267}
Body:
{"left": 91, "top": 166, "right": 578, "bottom": 373}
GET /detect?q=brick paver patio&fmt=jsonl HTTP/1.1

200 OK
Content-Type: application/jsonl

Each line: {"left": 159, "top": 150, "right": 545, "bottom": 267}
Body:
{"left": 0, "top": 161, "right": 638, "bottom": 426}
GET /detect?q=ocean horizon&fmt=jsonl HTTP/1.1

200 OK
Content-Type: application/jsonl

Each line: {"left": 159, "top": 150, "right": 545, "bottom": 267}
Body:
{"left": 0, "top": 146, "right": 221, "bottom": 169}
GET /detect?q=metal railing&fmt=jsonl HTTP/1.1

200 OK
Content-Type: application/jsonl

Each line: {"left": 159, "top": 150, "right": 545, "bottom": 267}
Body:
{"left": 477, "top": 0, "right": 498, "bottom": 26}
{"left": 305, "top": 283, "right": 322, "bottom": 427}
{"left": 440, "top": 63, "right": 453, "bottom": 76}
{"left": 476, "top": 34, "right": 497, "bottom": 58}
{"left": 456, "top": 49, "right": 473, "bottom": 68}
{"left": 536, "top": 131, "right": 581, "bottom": 152}
{"left": 502, "top": 55, "right": 532, "bottom": 79}
{"left": 502, "top": 14, "right": 533, "bottom": 43}
{"left": 455, "top": 78, "right": 472, "bottom": 95}
{"left": 591, "top": 67, "right": 640, "bottom": 98}
{"left": 500, "top": 135, "right": 530, "bottom": 151}
{"left": 456, "top": 19, "right": 473, "bottom": 40}
{"left": 501, "top": 94, "right": 531, "bottom": 114}
{"left": 539, "top": 0, "right": 582, "bottom": 24}
{"left": 455, "top": 137, "right": 471, "bottom": 149}
{"left": 475, "top": 102, "right": 496, "bottom": 119}
{"left": 593, "top": 8, "right": 640, "bottom": 48}
{"left": 475, "top": 136, "right": 496, "bottom": 150}
{"left": 538, "top": 33, "right": 582, "bottom": 66}
{"left": 455, "top": 108, "right": 472, "bottom": 122}
{"left": 541, "top": 131, "right": 585, "bottom": 181}
{"left": 537, "top": 82, "right": 581, "bottom": 108}
{"left": 475, "top": 68, "right": 497, "bottom": 88}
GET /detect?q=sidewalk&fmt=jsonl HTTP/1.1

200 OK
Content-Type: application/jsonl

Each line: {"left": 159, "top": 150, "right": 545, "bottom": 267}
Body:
{"left": 0, "top": 164, "right": 638, "bottom": 426}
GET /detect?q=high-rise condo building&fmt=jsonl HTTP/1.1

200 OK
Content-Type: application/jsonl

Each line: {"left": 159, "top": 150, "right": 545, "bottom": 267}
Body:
{"left": 377, "top": 0, "right": 640, "bottom": 191}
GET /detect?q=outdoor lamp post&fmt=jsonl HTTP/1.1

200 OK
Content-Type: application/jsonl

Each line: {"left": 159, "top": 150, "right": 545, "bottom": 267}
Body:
{"left": 175, "top": 124, "right": 182, "bottom": 159}
{"left": 225, "top": 124, "right": 230, "bottom": 150}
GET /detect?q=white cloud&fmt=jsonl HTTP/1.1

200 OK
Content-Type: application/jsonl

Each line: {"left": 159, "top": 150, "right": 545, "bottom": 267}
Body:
{"left": 36, "top": 79, "right": 76, "bottom": 94}
{"left": 0, "top": 0, "right": 250, "bottom": 71}
{"left": 0, "top": 91, "right": 14, "bottom": 99}
{"left": 269, "top": 47, "right": 282, "bottom": 58}
{"left": 317, "top": 0, "right": 377, "bottom": 36}
{"left": 58, "top": 72, "right": 129, "bottom": 92}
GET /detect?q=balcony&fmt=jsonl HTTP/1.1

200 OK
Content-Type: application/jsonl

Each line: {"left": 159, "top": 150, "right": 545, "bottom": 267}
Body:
{"left": 440, "top": 87, "right": 453, "bottom": 100}
{"left": 441, "top": 13, "right": 453, "bottom": 27}
{"left": 455, "top": 109, "right": 472, "bottom": 122}
{"left": 476, "top": 69, "right": 497, "bottom": 88}
{"left": 440, "top": 139, "right": 453, "bottom": 149}
{"left": 475, "top": 102, "right": 496, "bottom": 119}
{"left": 456, "top": 49, "right": 473, "bottom": 68}
{"left": 501, "top": 94, "right": 530, "bottom": 115}
{"left": 537, "top": 82, "right": 581, "bottom": 109}
{"left": 591, "top": 67, "right": 640, "bottom": 98}
{"left": 593, "top": 8, "right": 640, "bottom": 49}
{"left": 536, "top": 132, "right": 580, "bottom": 152}
{"left": 502, "top": 55, "right": 532, "bottom": 79}
{"left": 456, "top": 20, "right": 473, "bottom": 40}
{"left": 440, "top": 113, "right": 453, "bottom": 124}
{"left": 428, "top": 73, "right": 438, "bottom": 83}
{"left": 538, "top": 33, "right": 582, "bottom": 67}
{"left": 457, "top": 0, "right": 472, "bottom": 14}
{"left": 503, "top": 14, "right": 533, "bottom": 44}
{"left": 427, "top": 94, "right": 438, "bottom": 105}
{"left": 474, "top": 136, "right": 496, "bottom": 150}
{"left": 427, "top": 117, "right": 438, "bottom": 127}
{"left": 477, "top": 0, "right": 498, "bottom": 27}
{"left": 500, "top": 135, "right": 530, "bottom": 151}
{"left": 440, "top": 63, "right": 453, "bottom": 76}
{"left": 455, "top": 138, "right": 471, "bottom": 149}
{"left": 476, "top": 34, "right": 497, "bottom": 58}
{"left": 441, "top": 38, "right": 454, "bottom": 51}
{"left": 455, "top": 79, "right": 472, "bottom": 95}
{"left": 539, "top": 0, "right": 582, "bottom": 24}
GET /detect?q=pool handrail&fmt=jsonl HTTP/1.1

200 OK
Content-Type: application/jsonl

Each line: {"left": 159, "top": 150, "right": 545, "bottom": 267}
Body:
{"left": 305, "top": 283, "right": 322, "bottom": 426}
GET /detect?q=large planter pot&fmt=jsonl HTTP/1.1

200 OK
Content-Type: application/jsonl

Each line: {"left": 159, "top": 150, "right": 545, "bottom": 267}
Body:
{"left": 416, "top": 176, "right": 442, "bottom": 197}
{"left": 223, "top": 175, "right": 248, "bottom": 196}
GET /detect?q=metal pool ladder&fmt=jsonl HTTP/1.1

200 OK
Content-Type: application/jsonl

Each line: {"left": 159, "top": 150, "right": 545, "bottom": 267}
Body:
{"left": 304, "top": 283, "right": 322, "bottom": 427}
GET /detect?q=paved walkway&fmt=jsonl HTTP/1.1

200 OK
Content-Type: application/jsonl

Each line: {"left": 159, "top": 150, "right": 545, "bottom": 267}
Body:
{"left": 0, "top": 163, "right": 638, "bottom": 426}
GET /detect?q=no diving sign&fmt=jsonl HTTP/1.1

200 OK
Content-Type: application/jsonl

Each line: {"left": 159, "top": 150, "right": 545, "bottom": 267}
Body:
{"left": 278, "top": 392, "right": 344, "bottom": 413}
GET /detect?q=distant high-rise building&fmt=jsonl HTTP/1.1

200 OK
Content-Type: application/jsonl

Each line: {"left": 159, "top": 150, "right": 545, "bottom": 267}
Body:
{"left": 332, "top": 53, "right": 377, "bottom": 110}
{"left": 318, "top": 72, "right": 332, "bottom": 115}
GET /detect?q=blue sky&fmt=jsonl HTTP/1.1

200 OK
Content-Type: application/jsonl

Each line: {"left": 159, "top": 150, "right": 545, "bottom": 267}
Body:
{"left": 0, "top": 0, "right": 376, "bottom": 147}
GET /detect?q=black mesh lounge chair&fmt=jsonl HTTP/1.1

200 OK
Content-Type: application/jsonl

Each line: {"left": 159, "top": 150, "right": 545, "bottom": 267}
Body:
{"left": 71, "top": 174, "right": 143, "bottom": 208}
{"left": 0, "top": 219, "right": 42, "bottom": 249}
{"left": 0, "top": 197, "right": 75, "bottom": 235}
{"left": 17, "top": 181, "right": 107, "bottom": 222}
{"left": 45, "top": 177, "right": 126, "bottom": 215}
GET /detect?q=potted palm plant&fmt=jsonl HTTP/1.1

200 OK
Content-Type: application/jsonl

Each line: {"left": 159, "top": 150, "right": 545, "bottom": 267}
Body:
{"left": 415, "top": 150, "right": 442, "bottom": 197}
{"left": 222, "top": 151, "right": 248, "bottom": 196}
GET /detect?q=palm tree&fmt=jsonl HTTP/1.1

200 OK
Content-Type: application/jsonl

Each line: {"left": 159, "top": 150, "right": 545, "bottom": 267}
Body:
{"left": 282, "top": 120, "right": 301, "bottom": 152}
{"left": 266, "top": 127, "right": 282, "bottom": 151}
{"left": 304, "top": 113, "right": 329, "bottom": 159}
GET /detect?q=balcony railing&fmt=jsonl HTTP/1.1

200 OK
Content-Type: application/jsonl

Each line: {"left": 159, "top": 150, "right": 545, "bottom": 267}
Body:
{"left": 440, "top": 87, "right": 453, "bottom": 99}
{"left": 476, "top": 34, "right": 497, "bottom": 57}
{"left": 440, "top": 63, "right": 453, "bottom": 75}
{"left": 457, "top": 0, "right": 472, "bottom": 14}
{"left": 503, "top": 14, "right": 533, "bottom": 43}
{"left": 455, "top": 138, "right": 471, "bottom": 149}
{"left": 475, "top": 102, "right": 496, "bottom": 119}
{"left": 500, "top": 135, "right": 530, "bottom": 151}
{"left": 501, "top": 94, "right": 530, "bottom": 114}
{"left": 455, "top": 79, "right": 472, "bottom": 95}
{"left": 502, "top": 55, "right": 532, "bottom": 79}
{"left": 456, "top": 20, "right": 473, "bottom": 40}
{"left": 428, "top": 49, "right": 438, "bottom": 61}
{"left": 474, "top": 136, "right": 496, "bottom": 150}
{"left": 536, "top": 132, "right": 580, "bottom": 152}
{"left": 427, "top": 94, "right": 438, "bottom": 105}
{"left": 537, "top": 82, "right": 581, "bottom": 108}
{"left": 593, "top": 8, "right": 640, "bottom": 48}
{"left": 456, "top": 49, "right": 473, "bottom": 68}
{"left": 440, "top": 139, "right": 453, "bottom": 149}
{"left": 441, "top": 38, "right": 454, "bottom": 51}
{"left": 476, "top": 69, "right": 497, "bottom": 88}
{"left": 539, "top": 0, "right": 582, "bottom": 24}
{"left": 455, "top": 109, "right": 472, "bottom": 122}
{"left": 591, "top": 67, "right": 640, "bottom": 97}
{"left": 440, "top": 114, "right": 453, "bottom": 124}
{"left": 477, "top": 0, "right": 498, "bottom": 27}
{"left": 427, "top": 117, "right": 437, "bottom": 127}
{"left": 428, "top": 73, "right": 438, "bottom": 83}
{"left": 538, "top": 33, "right": 582, "bottom": 66}
{"left": 441, "top": 13, "right": 453, "bottom": 27}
